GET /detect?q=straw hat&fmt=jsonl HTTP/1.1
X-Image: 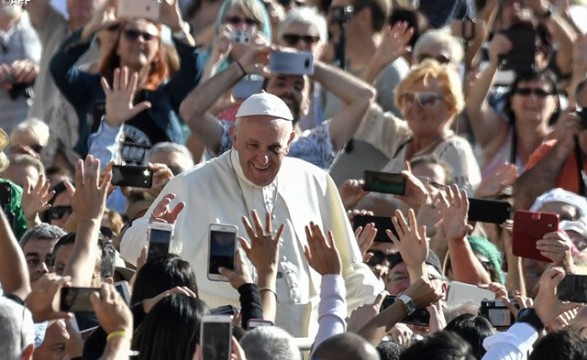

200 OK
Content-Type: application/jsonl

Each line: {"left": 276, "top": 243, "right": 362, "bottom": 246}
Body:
{"left": 0, "top": 128, "right": 9, "bottom": 173}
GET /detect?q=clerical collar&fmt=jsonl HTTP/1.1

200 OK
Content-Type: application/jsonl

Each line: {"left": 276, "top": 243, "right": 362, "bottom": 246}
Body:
{"left": 229, "top": 150, "right": 278, "bottom": 189}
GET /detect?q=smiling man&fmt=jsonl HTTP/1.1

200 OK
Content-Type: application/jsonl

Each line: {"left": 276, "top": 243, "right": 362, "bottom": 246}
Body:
{"left": 122, "top": 92, "right": 382, "bottom": 337}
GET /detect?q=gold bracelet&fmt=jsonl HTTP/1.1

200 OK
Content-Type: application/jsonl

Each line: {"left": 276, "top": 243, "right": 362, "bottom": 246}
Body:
{"left": 258, "top": 287, "right": 278, "bottom": 301}
{"left": 106, "top": 330, "right": 128, "bottom": 342}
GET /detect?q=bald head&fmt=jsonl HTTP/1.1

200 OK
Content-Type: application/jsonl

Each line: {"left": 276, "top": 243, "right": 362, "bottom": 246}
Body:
{"left": 312, "top": 333, "right": 380, "bottom": 360}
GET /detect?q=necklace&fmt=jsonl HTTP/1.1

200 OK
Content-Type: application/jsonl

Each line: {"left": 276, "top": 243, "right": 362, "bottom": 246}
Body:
{"left": 229, "top": 151, "right": 279, "bottom": 219}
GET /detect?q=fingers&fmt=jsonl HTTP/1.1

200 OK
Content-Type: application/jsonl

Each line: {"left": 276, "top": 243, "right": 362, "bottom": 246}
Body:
{"left": 372, "top": 291, "right": 388, "bottom": 311}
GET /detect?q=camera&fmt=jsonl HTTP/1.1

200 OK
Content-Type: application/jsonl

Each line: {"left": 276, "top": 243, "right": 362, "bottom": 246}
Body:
{"left": 230, "top": 30, "right": 252, "bottom": 45}
{"left": 479, "top": 299, "right": 517, "bottom": 329}
{"left": 330, "top": 6, "right": 354, "bottom": 23}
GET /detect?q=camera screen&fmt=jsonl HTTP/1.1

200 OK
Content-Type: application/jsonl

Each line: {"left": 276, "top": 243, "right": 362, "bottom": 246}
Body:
{"left": 488, "top": 308, "right": 512, "bottom": 327}
{"left": 209, "top": 230, "right": 236, "bottom": 274}
{"left": 202, "top": 321, "right": 231, "bottom": 360}
{"left": 148, "top": 228, "right": 172, "bottom": 259}
{"left": 61, "top": 288, "right": 99, "bottom": 313}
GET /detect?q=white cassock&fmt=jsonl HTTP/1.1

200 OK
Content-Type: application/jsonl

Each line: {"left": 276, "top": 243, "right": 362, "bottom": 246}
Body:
{"left": 120, "top": 150, "right": 382, "bottom": 337}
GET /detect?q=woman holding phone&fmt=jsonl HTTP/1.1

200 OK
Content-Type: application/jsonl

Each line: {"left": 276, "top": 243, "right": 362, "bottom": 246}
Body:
{"left": 49, "top": 0, "right": 201, "bottom": 165}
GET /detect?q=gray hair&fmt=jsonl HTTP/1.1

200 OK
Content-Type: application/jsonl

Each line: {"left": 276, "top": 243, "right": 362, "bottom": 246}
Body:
{"left": 7, "top": 154, "right": 44, "bottom": 175}
{"left": 278, "top": 6, "right": 328, "bottom": 45}
{"left": 413, "top": 28, "right": 464, "bottom": 65}
{"left": 144, "top": 142, "right": 194, "bottom": 165}
{"left": 0, "top": 297, "right": 34, "bottom": 360}
{"left": 10, "top": 118, "right": 50, "bottom": 147}
{"left": 20, "top": 223, "right": 67, "bottom": 248}
{"left": 240, "top": 326, "right": 301, "bottom": 360}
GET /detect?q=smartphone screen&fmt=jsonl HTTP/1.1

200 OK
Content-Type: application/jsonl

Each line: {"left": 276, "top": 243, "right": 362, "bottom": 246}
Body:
{"left": 363, "top": 171, "right": 406, "bottom": 195}
{"left": 60, "top": 287, "right": 100, "bottom": 313}
{"left": 148, "top": 227, "right": 172, "bottom": 261}
{"left": 467, "top": 198, "right": 512, "bottom": 224}
{"left": 111, "top": 165, "right": 153, "bottom": 188}
{"left": 501, "top": 24, "right": 536, "bottom": 73}
{"left": 352, "top": 214, "right": 398, "bottom": 243}
{"left": 557, "top": 274, "right": 587, "bottom": 303}
{"left": 201, "top": 317, "right": 232, "bottom": 360}
{"left": 114, "top": 281, "right": 131, "bottom": 305}
{"left": 208, "top": 226, "right": 237, "bottom": 278}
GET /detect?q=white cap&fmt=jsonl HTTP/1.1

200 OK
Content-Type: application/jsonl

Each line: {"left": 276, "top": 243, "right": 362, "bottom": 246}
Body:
{"left": 530, "top": 188, "right": 587, "bottom": 220}
{"left": 236, "top": 92, "right": 293, "bottom": 121}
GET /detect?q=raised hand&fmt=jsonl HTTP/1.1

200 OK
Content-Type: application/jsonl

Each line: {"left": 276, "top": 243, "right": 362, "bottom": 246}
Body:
{"left": 240, "top": 210, "right": 284, "bottom": 274}
{"left": 347, "top": 291, "right": 387, "bottom": 333}
{"left": 474, "top": 162, "right": 518, "bottom": 198}
{"left": 388, "top": 208, "right": 429, "bottom": 280}
{"left": 438, "top": 185, "right": 472, "bottom": 242}
{"left": 238, "top": 45, "right": 273, "bottom": 77}
{"left": 24, "top": 274, "right": 71, "bottom": 322}
{"left": 100, "top": 67, "right": 152, "bottom": 127}
{"left": 304, "top": 222, "right": 342, "bottom": 276}
{"left": 374, "top": 22, "right": 413, "bottom": 67}
{"left": 150, "top": 193, "right": 185, "bottom": 224}
{"left": 142, "top": 286, "right": 197, "bottom": 313}
{"left": 536, "top": 231, "right": 575, "bottom": 268}
{"left": 90, "top": 283, "right": 133, "bottom": 335}
{"left": 145, "top": 163, "right": 174, "bottom": 198}
{"left": 66, "top": 155, "right": 111, "bottom": 223}
{"left": 402, "top": 277, "right": 442, "bottom": 310}
{"left": 401, "top": 161, "right": 431, "bottom": 209}
{"left": 354, "top": 221, "right": 377, "bottom": 260}
{"left": 220, "top": 249, "right": 254, "bottom": 289}
{"left": 338, "top": 179, "right": 368, "bottom": 210}
{"left": 21, "top": 174, "right": 54, "bottom": 225}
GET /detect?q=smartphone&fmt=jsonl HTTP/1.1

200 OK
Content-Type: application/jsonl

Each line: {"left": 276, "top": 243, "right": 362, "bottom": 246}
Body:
{"left": 208, "top": 224, "right": 238, "bottom": 281}
{"left": 117, "top": 0, "right": 160, "bottom": 21}
{"left": 114, "top": 281, "right": 131, "bottom": 305}
{"left": 111, "top": 165, "right": 153, "bottom": 188}
{"left": 60, "top": 287, "right": 100, "bottom": 313}
{"left": 232, "top": 74, "right": 263, "bottom": 100}
{"left": 380, "top": 295, "right": 430, "bottom": 326}
{"left": 230, "top": 30, "right": 252, "bottom": 44}
{"left": 362, "top": 171, "right": 406, "bottom": 195}
{"left": 467, "top": 198, "right": 512, "bottom": 224}
{"left": 512, "top": 210, "right": 559, "bottom": 262}
{"left": 200, "top": 315, "right": 232, "bottom": 360}
{"left": 147, "top": 222, "right": 174, "bottom": 262}
{"left": 71, "top": 313, "right": 100, "bottom": 334}
{"left": 269, "top": 50, "right": 315, "bottom": 76}
{"left": 500, "top": 24, "right": 536, "bottom": 74}
{"left": 352, "top": 214, "right": 398, "bottom": 243}
{"left": 0, "top": 182, "right": 11, "bottom": 210}
{"left": 557, "top": 274, "right": 587, "bottom": 303}
{"left": 479, "top": 299, "right": 515, "bottom": 329}
{"left": 210, "top": 305, "right": 237, "bottom": 316}
{"left": 446, "top": 281, "right": 495, "bottom": 308}
{"left": 248, "top": 318, "right": 274, "bottom": 329}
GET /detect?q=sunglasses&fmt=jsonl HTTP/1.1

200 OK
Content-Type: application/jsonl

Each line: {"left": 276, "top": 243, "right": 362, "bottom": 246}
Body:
{"left": 123, "top": 29, "right": 159, "bottom": 42}
{"left": 512, "top": 88, "right": 553, "bottom": 97}
{"left": 282, "top": 34, "right": 320, "bottom": 46}
{"left": 398, "top": 92, "right": 444, "bottom": 108}
{"left": 48, "top": 206, "right": 73, "bottom": 220}
{"left": 418, "top": 54, "right": 452, "bottom": 65}
{"left": 100, "top": 226, "right": 115, "bottom": 239}
{"left": 224, "top": 16, "right": 259, "bottom": 26}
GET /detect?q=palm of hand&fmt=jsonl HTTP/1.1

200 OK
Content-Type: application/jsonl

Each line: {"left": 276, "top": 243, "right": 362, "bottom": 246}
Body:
{"left": 441, "top": 206, "right": 468, "bottom": 240}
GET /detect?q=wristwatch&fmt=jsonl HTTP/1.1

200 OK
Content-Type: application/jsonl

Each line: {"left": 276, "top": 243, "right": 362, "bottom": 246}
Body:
{"left": 517, "top": 308, "right": 545, "bottom": 333}
{"left": 397, "top": 294, "right": 416, "bottom": 316}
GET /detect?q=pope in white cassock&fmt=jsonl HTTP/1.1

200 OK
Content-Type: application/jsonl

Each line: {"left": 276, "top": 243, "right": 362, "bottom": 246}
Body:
{"left": 120, "top": 92, "right": 382, "bottom": 337}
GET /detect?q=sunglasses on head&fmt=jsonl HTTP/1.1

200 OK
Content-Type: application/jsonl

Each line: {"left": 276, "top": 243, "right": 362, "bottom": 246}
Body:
{"left": 282, "top": 34, "right": 320, "bottom": 46}
{"left": 48, "top": 206, "right": 73, "bottom": 220}
{"left": 224, "top": 16, "right": 259, "bottom": 26}
{"left": 399, "top": 92, "right": 444, "bottom": 108}
{"left": 512, "top": 88, "right": 553, "bottom": 97}
{"left": 123, "top": 29, "right": 159, "bottom": 42}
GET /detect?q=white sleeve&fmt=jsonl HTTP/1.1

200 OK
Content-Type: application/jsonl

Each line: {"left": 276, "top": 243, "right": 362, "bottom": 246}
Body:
{"left": 313, "top": 274, "right": 347, "bottom": 350}
{"left": 119, "top": 217, "right": 150, "bottom": 266}
{"left": 481, "top": 323, "right": 538, "bottom": 360}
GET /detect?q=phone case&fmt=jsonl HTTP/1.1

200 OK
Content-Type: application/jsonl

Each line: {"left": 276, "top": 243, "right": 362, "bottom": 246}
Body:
{"left": 557, "top": 274, "right": 587, "bottom": 303}
{"left": 501, "top": 25, "right": 536, "bottom": 73}
{"left": 467, "top": 198, "right": 512, "bottom": 224}
{"left": 269, "top": 51, "right": 315, "bottom": 76}
{"left": 117, "top": 0, "right": 160, "bottom": 21}
{"left": 111, "top": 165, "right": 153, "bottom": 188}
{"left": 208, "top": 224, "right": 238, "bottom": 281}
{"left": 512, "top": 210, "right": 559, "bottom": 262}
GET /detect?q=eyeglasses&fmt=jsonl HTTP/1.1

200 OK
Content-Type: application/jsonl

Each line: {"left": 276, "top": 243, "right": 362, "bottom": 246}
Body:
{"left": 123, "top": 29, "right": 159, "bottom": 42}
{"left": 398, "top": 92, "right": 444, "bottom": 108}
{"left": 48, "top": 206, "right": 73, "bottom": 220}
{"left": 417, "top": 54, "right": 452, "bottom": 65}
{"left": 512, "top": 88, "right": 554, "bottom": 97}
{"left": 100, "top": 226, "right": 115, "bottom": 240}
{"left": 224, "top": 16, "right": 259, "bottom": 26}
{"left": 282, "top": 34, "right": 320, "bottom": 46}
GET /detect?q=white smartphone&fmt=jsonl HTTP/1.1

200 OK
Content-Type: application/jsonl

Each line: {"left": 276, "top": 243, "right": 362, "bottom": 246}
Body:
{"left": 269, "top": 50, "right": 315, "bottom": 76}
{"left": 200, "top": 315, "right": 232, "bottom": 360}
{"left": 147, "top": 222, "right": 174, "bottom": 262}
{"left": 117, "top": 0, "right": 160, "bottom": 22}
{"left": 446, "top": 281, "right": 495, "bottom": 308}
{"left": 207, "top": 224, "right": 237, "bottom": 281}
{"left": 248, "top": 318, "right": 274, "bottom": 329}
{"left": 114, "top": 281, "right": 131, "bottom": 305}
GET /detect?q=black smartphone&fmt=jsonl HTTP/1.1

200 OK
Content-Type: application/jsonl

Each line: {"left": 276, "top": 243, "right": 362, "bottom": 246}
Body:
{"left": 210, "top": 305, "right": 238, "bottom": 316}
{"left": 557, "top": 274, "right": 587, "bottom": 303}
{"left": 363, "top": 171, "right": 406, "bottom": 195}
{"left": 60, "top": 287, "right": 100, "bottom": 313}
{"left": 467, "top": 198, "right": 512, "bottom": 224}
{"left": 380, "top": 295, "right": 430, "bottom": 326}
{"left": 479, "top": 299, "right": 515, "bottom": 330}
{"left": 352, "top": 214, "right": 398, "bottom": 243}
{"left": 208, "top": 224, "right": 237, "bottom": 281}
{"left": 200, "top": 315, "right": 232, "bottom": 360}
{"left": 147, "top": 223, "right": 174, "bottom": 262}
{"left": 111, "top": 165, "right": 153, "bottom": 188}
{"left": 500, "top": 24, "right": 536, "bottom": 74}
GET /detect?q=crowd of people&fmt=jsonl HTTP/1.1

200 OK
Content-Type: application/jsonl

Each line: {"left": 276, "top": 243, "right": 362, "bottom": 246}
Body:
{"left": 1, "top": 0, "right": 587, "bottom": 359}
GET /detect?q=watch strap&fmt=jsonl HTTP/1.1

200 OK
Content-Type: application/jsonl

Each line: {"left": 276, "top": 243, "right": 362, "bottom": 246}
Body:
{"left": 517, "top": 308, "right": 545, "bottom": 333}
{"left": 397, "top": 294, "right": 416, "bottom": 316}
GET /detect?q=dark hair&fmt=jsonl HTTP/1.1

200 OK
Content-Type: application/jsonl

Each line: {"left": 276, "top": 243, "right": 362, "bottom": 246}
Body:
{"left": 313, "top": 332, "right": 380, "bottom": 360}
{"left": 377, "top": 341, "right": 404, "bottom": 360}
{"left": 400, "top": 331, "right": 475, "bottom": 360}
{"left": 389, "top": 8, "right": 430, "bottom": 48}
{"left": 131, "top": 254, "right": 199, "bottom": 305}
{"left": 445, "top": 313, "right": 495, "bottom": 359}
{"left": 52, "top": 232, "right": 116, "bottom": 280}
{"left": 352, "top": 0, "right": 390, "bottom": 32}
{"left": 132, "top": 294, "right": 208, "bottom": 360}
{"left": 529, "top": 329, "right": 587, "bottom": 360}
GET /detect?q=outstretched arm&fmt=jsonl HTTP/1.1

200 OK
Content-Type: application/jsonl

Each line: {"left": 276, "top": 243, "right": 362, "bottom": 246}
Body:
{"left": 0, "top": 207, "right": 30, "bottom": 300}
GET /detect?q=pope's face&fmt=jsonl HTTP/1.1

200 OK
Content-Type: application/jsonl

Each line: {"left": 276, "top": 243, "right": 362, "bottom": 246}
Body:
{"left": 231, "top": 116, "right": 294, "bottom": 187}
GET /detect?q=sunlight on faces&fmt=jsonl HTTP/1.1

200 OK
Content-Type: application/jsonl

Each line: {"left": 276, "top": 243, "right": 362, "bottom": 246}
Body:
{"left": 231, "top": 116, "right": 295, "bottom": 187}
{"left": 265, "top": 74, "right": 311, "bottom": 122}
{"left": 280, "top": 22, "right": 322, "bottom": 55}
{"left": 34, "top": 320, "right": 68, "bottom": 360}
{"left": 510, "top": 79, "right": 557, "bottom": 125}
{"left": 51, "top": 191, "right": 73, "bottom": 228}
{"left": 24, "top": 239, "right": 58, "bottom": 284}
{"left": 386, "top": 262, "right": 446, "bottom": 297}
{"left": 117, "top": 19, "right": 161, "bottom": 70}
